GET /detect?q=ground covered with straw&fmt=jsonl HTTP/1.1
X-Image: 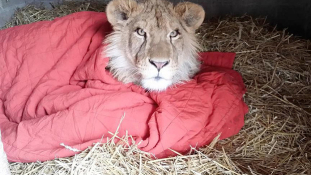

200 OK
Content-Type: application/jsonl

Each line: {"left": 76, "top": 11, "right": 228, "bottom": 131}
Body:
{"left": 2, "top": 1, "right": 311, "bottom": 175}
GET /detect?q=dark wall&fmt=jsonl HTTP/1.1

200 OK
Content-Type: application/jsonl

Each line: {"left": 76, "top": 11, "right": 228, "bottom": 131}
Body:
{"left": 2, "top": 0, "right": 310, "bottom": 39}
{"left": 171, "top": 0, "right": 311, "bottom": 39}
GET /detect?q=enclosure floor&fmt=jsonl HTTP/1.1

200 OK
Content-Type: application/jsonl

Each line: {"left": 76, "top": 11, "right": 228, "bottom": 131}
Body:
{"left": 3, "top": 2, "right": 311, "bottom": 175}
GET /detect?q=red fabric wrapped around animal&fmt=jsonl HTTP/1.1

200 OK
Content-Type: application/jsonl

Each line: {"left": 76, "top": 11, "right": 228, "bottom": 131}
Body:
{"left": 0, "top": 12, "right": 248, "bottom": 162}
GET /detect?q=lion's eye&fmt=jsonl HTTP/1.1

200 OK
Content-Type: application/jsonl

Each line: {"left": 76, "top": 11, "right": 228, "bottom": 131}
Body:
{"left": 136, "top": 28, "right": 146, "bottom": 36}
{"left": 170, "top": 30, "right": 179, "bottom": 38}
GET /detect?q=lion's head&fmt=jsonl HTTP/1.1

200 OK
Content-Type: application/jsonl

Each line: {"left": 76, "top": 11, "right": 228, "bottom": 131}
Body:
{"left": 104, "top": 0, "right": 205, "bottom": 91}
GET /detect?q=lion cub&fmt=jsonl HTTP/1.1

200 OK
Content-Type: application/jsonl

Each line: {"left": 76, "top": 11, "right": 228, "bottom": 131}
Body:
{"left": 104, "top": 0, "right": 205, "bottom": 91}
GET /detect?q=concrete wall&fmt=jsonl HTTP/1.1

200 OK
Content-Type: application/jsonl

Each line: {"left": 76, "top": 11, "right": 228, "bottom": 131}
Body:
{"left": 1, "top": 0, "right": 311, "bottom": 38}
{"left": 0, "top": 0, "right": 30, "bottom": 27}
{"left": 0, "top": 0, "right": 65, "bottom": 27}
{"left": 171, "top": 0, "right": 311, "bottom": 39}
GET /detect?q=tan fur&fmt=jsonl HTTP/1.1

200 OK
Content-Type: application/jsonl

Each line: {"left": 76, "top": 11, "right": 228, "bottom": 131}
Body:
{"left": 104, "top": 0, "right": 205, "bottom": 91}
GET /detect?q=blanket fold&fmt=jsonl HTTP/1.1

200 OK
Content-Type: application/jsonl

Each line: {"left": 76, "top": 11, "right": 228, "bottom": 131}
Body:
{"left": 0, "top": 11, "right": 248, "bottom": 162}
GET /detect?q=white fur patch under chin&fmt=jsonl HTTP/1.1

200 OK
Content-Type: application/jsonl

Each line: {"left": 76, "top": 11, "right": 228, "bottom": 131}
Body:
{"left": 141, "top": 78, "right": 173, "bottom": 91}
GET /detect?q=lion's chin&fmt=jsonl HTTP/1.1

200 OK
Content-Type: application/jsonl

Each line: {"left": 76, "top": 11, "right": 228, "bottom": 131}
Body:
{"left": 141, "top": 78, "right": 173, "bottom": 92}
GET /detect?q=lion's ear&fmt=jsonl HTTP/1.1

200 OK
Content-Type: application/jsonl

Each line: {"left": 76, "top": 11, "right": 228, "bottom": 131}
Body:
{"left": 106, "top": 0, "right": 139, "bottom": 26}
{"left": 174, "top": 2, "right": 205, "bottom": 31}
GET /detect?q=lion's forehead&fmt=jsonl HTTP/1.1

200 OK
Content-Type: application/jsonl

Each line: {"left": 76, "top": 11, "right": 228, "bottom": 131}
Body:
{"left": 141, "top": 0, "right": 173, "bottom": 11}
{"left": 130, "top": 16, "right": 179, "bottom": 36}
{"left": 126, "top": 2, "right": 184, "bottom": 58}
{"left": 132, "top": 0, "right": 179, "bottom": 29}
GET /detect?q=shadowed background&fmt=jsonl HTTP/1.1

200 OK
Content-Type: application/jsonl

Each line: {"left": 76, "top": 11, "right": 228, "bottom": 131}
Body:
{"left": 1, "top": 0, "right": 311, "bottom": 38}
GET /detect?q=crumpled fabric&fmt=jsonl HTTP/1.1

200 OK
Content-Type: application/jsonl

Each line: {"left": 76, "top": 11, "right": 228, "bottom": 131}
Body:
{"left": 0, "top": 11, "right": 248, "bottom": 162}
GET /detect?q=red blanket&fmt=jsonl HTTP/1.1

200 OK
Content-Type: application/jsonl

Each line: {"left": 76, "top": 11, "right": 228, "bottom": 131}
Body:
{"left": 0, "top": 12, "right": 248, "bottom": 162}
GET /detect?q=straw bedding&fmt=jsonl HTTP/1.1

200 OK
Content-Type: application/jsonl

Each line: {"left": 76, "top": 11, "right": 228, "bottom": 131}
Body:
{"left": 2, "top": 1, "right": 311, "bottom": 175}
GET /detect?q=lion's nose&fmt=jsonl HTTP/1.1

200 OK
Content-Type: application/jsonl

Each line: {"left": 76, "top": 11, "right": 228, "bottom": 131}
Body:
{"left": 149, "top": 59, "right": 170, "bottom": 70}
